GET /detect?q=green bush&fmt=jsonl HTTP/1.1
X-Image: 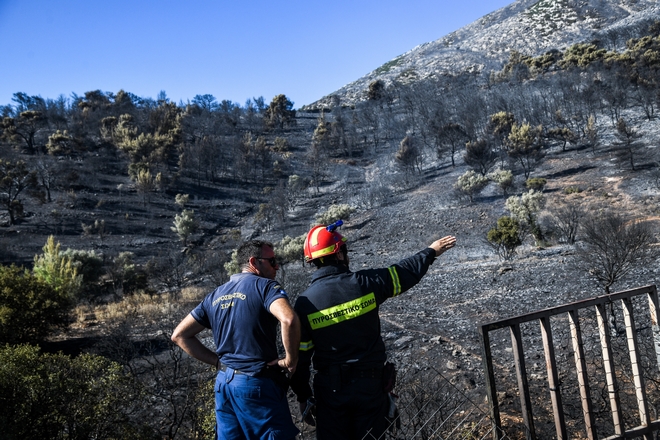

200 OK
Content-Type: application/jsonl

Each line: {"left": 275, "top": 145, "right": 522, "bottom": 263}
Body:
{"left": 275, "top": 234, "right": 307, "bottom": 265}
{"left": 0, "top": 265, "right": 72, "bottom": 344}
{"left": 224, "top": 249, "right": 241, "bottom": 276}
{"left": 315, "top": 204, "right": 355, "bottom": 225}
{"left": 0, "top": 344, "right": 152, "bottom": 440}
{"left": 525, "top": 177, "right": 547, "bottom": 191}
{"left": 61, "top": 248, "right": 104, "bottom": 298}
{"left": 487, "top": 169, "right": 514, "bottom": 195}
{"left": 454, "top": 170, "right": 489, "bottom": 203}
{"left": 172, "top": 209, "right": 198, "bottom": 244}
{"left": 487, "top": 216, "right": 522, "bottom": 260}
{"left": 111, "top": 252, "right": 149, "bottom": 295}
{"left": 32, "top": 235, "right": 81, "bottom": 299}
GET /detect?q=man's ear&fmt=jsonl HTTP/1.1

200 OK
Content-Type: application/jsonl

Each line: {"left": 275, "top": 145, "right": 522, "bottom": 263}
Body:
{"left": 248, "top": 256, "right": 259, "bottom": 271}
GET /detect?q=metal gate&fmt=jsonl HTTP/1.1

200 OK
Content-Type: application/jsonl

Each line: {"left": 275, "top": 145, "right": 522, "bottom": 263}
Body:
{"left": 480, "top": 285, "right": 660, "bottom": 440}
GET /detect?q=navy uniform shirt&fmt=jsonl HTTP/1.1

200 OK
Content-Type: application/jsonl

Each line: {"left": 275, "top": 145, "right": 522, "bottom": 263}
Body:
{"left": 192, "top": 272, "right": 289, "bottom": 375}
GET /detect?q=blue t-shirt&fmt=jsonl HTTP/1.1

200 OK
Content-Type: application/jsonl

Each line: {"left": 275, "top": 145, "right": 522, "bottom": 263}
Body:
{"left": 191, "top": 272, "right": 289, "bottom": 374}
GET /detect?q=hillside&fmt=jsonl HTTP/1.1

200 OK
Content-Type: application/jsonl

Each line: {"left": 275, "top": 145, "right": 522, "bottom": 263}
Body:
{"left": 2, "top": 1, "right": 660, "bottom": 437}
{"left": 307, "top": 0, "right": 660, "bottom": 108}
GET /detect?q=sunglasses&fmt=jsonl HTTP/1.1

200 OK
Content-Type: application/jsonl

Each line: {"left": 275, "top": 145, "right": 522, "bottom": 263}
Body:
{"left": 257, "top": 257, "right": 278, "bottom": 267}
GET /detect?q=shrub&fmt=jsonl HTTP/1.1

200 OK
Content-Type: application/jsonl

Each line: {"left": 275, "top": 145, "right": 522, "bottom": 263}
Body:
{"left": 175, "top": 193, "right": 190, "bottom": 207}
{"left": 454, "top": 170, "right": 489, "bottom": 203}
{"left": 61, "top": 248, "right": 104, "bottom": 298}
{"left": 224, "top": 249, "right": 240, "bottom": 276}
{"left": 487, "top": 169, "right": 514, "bottom": 196}
{"left": 172, "top": 209, "right": 198, "bottom": 244}
{"left": 32, "top": 235, "right": 81, "bottom": 299}
{"left": 315, "top": 204, "right": 355, "bottom": 225}
{"left": 275, "top": 234, "right": 307, "bottom": 265}
{"left": 505, "top": 190, "right": 546, "bottom": 242}
{"left": 487, "top": 216, "right": 522, "bottom": 260}
{"left": 0, "top": 344, "right": 150, "bottom": 439}
{"left": 0, "top": 265, "right": 72, "bottom": 344}
{"left": 576, "top": 211, "right": 657, "bottom": 294}
{"left": 525, "top": 177, "right": 547, "bottom": 191}
{"left": 109, "top": 252, "right": 149, "bottom": 295}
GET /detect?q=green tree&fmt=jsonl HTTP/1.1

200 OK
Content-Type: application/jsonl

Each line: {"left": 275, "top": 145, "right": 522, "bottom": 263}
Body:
{"left": 506, "top": 123, "right": 545, "bottom": 179}
{"left": 0, "top": 111, "right": 46, "bottom": 154}
{"left": 133, "top": 169, "right": 160, "bottom": 206}
{"left": 0, "top": 265, "right": 73, "bottom": 344}
{"left": 463, "top": 139, "right": 498, "bottom": 176}
{"left": 264, "top": 94, "right": 296, "bottom": 130}
{"left": 0, "top": 159, "right": 38, "bottom": 225}
{"left": 45, "top": 129, "right": 74, "bottom": 155}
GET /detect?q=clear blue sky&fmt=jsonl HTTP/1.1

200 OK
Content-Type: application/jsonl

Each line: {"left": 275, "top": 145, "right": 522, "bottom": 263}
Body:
{"left": 0, "top": 0, "right": 512, "bottom": 109}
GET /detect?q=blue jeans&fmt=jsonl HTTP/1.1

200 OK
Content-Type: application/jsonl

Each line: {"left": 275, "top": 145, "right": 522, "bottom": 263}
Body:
{"left": 215, "top": 367, "right": 299, "bottom": 440}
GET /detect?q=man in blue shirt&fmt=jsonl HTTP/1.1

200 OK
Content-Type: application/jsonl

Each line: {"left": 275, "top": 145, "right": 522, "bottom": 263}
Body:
{"left": 172, "top": 240, "right": 300, "bottom": 440}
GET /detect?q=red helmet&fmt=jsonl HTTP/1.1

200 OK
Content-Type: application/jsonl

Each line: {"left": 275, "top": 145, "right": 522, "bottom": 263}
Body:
{"left": 304, "top": 222, "right": 347, "bottom": 262}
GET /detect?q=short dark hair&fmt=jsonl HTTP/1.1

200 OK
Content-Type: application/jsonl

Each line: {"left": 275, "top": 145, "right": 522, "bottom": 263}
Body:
{"left": 237, "top": 240, "right": 274, "bottom": 271}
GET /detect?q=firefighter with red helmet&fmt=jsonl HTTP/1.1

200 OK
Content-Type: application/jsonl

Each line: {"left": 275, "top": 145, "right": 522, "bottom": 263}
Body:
{"left": 290, "top": 220, "right": 456, "bottom": 440}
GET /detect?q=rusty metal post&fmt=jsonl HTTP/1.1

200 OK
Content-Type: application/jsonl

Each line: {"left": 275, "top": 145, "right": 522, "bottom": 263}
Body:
{"left": 510, "top": 324, "right": 536, "bottom": 440}
{"left": 646, "top": 287, "right": 660, "bottom": 373}
{"left": 621, "top": 297, "right": 651, "bottom": 437}
{"left": 568, "top": 309, "right": 597, "bottom": 440}
{"left": 596, "top": 302, "right": 623, "bottom": 436}
{"left": 540, "top": 316, "right": 567, "bottom": 439}
{"left": 480, "top": 325, "right": 502, "bottom": 440}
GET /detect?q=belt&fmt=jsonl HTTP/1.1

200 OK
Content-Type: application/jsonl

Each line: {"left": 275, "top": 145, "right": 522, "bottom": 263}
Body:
{"left": 218, "top": 363, "right": 249, "bottom": 375}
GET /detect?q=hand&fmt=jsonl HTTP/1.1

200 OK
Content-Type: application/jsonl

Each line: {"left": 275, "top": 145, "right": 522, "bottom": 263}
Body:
{"left": 429, "top": 235, "right": 456, "bottom": 257}
{"left": 268, "top": 357, "right": 297, "bottom": 375}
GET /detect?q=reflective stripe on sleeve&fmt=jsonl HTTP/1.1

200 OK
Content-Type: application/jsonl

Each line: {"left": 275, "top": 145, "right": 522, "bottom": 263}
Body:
{"left": 299, "top": 340, "right": 315, "bottom": 352}
{"left": 388, "top": 266, "right": 402, "bottom": 296}
{"left": 307, "top": 292, "right": 377, "bottom": 330}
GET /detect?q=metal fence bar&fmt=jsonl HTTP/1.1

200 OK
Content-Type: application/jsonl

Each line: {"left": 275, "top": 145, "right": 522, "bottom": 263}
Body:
{"left": 568, "top": 309, "right": 596, "bottom": 440}
{"left": 510, "top": 324, "right": 536, "bottom": 440}
{"left": 647, "top": 287, "right": 660, "bottom": 373}
{"left": 479, "top": 327, "right": 502, "bottom": 440}
{"left": 596, "top": 302, "right": 624, "bottom": 436}
{"left": 480, "top": 285, "right": 659, "bottom": 439}
{"left": 539, "top": 316, "right": 567, "bottom": 439}
{"left": 622, "top": 297, "right": 652, "bottom": 437}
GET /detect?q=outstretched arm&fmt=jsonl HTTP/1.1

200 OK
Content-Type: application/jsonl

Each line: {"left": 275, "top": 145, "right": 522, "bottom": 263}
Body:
{"left": 269, "top": 297, "right": 301, "bottom": 374}
{"left": 171, "top": 314, "right": 218, "bottom": 367}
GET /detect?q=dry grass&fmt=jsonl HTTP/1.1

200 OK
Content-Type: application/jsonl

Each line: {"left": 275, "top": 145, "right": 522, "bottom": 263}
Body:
{"left": 74, "top": 286, "right": 207, "bottom": 325}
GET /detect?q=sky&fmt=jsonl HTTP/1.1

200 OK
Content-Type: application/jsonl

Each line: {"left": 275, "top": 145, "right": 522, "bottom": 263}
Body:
{"left": 0, "top": 0, "right": 513, "bottom": 109}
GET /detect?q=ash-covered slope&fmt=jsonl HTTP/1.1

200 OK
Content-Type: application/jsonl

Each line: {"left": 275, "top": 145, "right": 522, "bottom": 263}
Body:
{"left": 307, "top": 0, "right": 659, "bottom": 108}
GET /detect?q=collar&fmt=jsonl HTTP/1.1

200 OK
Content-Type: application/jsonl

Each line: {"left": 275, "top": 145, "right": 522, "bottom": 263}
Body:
{"left": 311, "top": 264, "right": 350, "bottom": 282}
